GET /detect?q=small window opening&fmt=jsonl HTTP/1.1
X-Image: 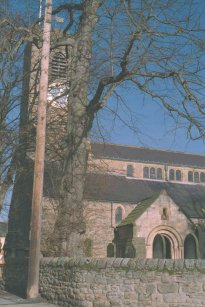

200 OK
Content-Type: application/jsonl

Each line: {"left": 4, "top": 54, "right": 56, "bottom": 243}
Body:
{"left": 115, "top": 207, "right": 123, "bottom": 225}
{"left": 194, "top": 172, "right": 199, "bottom": 183}
{"left": 200, "top": 172, "right": 205, "bottom": 183}
{"left": 176, "top": 170, "right": 181, "bottom": 181}
{"left": 127, "top": 165, "right": 134, "bottom": 177}
{"left": 51, "top": 52, "right": 67, "bottom": 81}
{"left": 188, "top": 171, "right": 193, "bottom": 182}
{"left": 143, "top": 167, "right": 149, "bottom": 178}
{"left": 150, "top": 167, "right": 156, "bottom": 179}
{"left": 157, "top": 168, "right": 162, "bottom": 180}
{"left": 169, "top": 169, "right": 175, "bottom": 181}
{"left": 161, "top": 208, "right": 168, "bottom": 220}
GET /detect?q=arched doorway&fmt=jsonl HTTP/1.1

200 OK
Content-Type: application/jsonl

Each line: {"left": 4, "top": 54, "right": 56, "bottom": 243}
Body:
{"left": 146, "top": 226, "right": 183, "bottom": 259}
{"left": 184, "top": 234, "right": 198, "bottom": 259}
{"left": 153, "top": 234, "right": 171, "bottom": 259}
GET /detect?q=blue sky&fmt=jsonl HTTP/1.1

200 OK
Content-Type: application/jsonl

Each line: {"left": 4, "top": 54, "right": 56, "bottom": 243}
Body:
{"left": 94, "top": 90, "right": 205, "bottom": 155}
{"left": 8, "top": 0, "right": 205, "bottom": 155}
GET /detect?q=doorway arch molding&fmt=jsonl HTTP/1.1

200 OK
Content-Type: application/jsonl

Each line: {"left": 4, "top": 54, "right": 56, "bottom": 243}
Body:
{"left": 146, "top": 225, "right": 183, "bottom": 259}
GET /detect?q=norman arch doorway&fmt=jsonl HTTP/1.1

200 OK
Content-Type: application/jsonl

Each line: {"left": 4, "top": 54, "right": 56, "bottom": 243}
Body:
{"left": 153, "top": 234, "right": 171, "bottom": 259}
{"left": 146, "top": 226, "right": 183, "bottom": 259}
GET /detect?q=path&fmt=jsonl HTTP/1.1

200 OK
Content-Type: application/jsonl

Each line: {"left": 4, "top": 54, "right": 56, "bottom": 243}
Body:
{"left": 0, "top": 290, "right": 58, "bottom": 306}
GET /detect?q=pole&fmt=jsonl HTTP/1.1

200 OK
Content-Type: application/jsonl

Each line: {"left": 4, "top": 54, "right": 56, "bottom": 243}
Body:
{"left": 39, "top": 0, "right": 43, "bottom": 19}
{"left": 27, "top": 0, "right": 52, "bottom": 299}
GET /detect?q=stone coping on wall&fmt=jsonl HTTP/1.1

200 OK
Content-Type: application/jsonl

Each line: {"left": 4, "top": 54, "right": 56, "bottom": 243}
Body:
{"left": 40, "top": 257, "right": 205, "bottom": 273}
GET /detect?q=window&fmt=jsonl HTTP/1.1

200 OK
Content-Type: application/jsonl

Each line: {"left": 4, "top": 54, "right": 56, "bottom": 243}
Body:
{"left": 143, "top": 167, "right": 149, "bottom": 178}
{"left": 176, "top": 170, "right": 181, "bottom": 181}
{"left": 107, "top": 243, "right": 115, "bottom": 257}
{"left": 184, "top": 234, "right": 197, "bottom": 259}
{"left": 127, "top": 165, "right": 134, "bottom": 177}
{"left": 150, "top": 167, "right": 156, "bottom": 179}
{"left": 153, "top": 234, "right": 171, "bottom": 259}
{"left": 115, "top": 207, "right": 123, "bottom": 225}
{"left": 194, "top": 172, "right": 199, "bottom": 183}
{"left": 200, "top": 172, "right": 205, "bottom": 183}
{"left": 51, "top": 52, "right": 67, "bottom": 81}
{"left": 169, "top": 169, "right": 175, "bottom": 181}
{"left": 157, "top": 168, "right": 162, "bottom": 180}
{"left": 188, "top": 171, "right": 193, "bottom": 182}
{"left": 161, "top": 208, "right": 168, "bottom": 220}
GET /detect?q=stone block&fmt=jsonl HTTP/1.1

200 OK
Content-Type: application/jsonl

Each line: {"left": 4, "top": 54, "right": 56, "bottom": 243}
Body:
{"left": 146, "top": 259, "right": 159, "bottom": 270}
{"left": 180, "top": 282, "right": 202, "bottom": 293}
{"left": 113, "top": 258, "right": 123, "bottom": 268}
{"left": 164, "top": 259, "right": 174, "bottom": 271}
{"left": 120, "top": 258, "right": 130, "bottom": 267}
{"left": 157, "top": 282, "right": 178, "bottom": 293}
{"left": 93, "top": 301, "right": 110, "bottom": 307}
{"left": 96, "top": 258, "right": 107, "bottom": 269}
{"left": 174, "top": 259, "right": 184, "bottom": 271}
{"left": 196, "top": 259, "right": 205, "bottom": 271}
{"left": 185, "top": 259, "right": 196, "bottom": 270}
{"left": 163, "top": 293, "right": 187, "bottom": 303}
{"left": 158, "top": 259, "right": 166, "bottom": 271}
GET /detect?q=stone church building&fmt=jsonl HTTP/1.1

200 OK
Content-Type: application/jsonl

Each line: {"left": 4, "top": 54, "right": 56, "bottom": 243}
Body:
{"left": 42, "top": 142, "right": 205, "bottom": 260}
{"left": 5, "top": 40, "right": 205, "bottom": 265}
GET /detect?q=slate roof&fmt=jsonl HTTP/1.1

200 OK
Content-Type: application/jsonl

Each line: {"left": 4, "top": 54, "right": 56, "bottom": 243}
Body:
{"left": 84, "top": 173, "right": 205, "bottom": 219}
{"left": 0, "top": 222, "right": 8, "bottom": 236}
{"left": 91, "top": 142, "right": 205, "bottom": 168}
{"left": 119, "top": 193, "right": 161, "bottom": 227}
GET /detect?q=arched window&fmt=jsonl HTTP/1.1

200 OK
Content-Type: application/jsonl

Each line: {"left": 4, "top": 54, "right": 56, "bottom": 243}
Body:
{"left": 51, "top": 52, "right": 67, "bottom": 81}
{"left": 143, "top": 167, "right": 149, "bottom": 178}
{"left": 153, "top": 234, "right": 171, "bottom": 259}
{"left": 169, "top": 169, "right": 175, "bottom": 181}
{"left": 150, "top": 167, "right": 156, "bottom": 179}
{"left": 115, "top": 207, "right": 123, "bottom": 225}
{"left": 200, "top": 172, "right": 205, "bottom": 183}
{"left": 157, "top": 168, "right": 162, "bottom": 180}
{"left": 176, "top": 170, "right": 181, "bottom": 181}
{"left": 161, "top": 208, "right": 168, "bottom": 220}
{"left": 188, "top": 171, "right": 193, "bottom": 182}
{"left": 107, "top": 243, "right": 115, "bottom": 257}
{"left": 194, "top": 172, "right": 199, "bottom": 183}
{"left": 184, "top": 234, "right": 197, "bottom": 259}
{"left": 127, "top": 165, "right": 134, "bottom": 177}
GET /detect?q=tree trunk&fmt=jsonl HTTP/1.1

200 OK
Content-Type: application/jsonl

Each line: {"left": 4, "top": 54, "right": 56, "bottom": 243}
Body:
{"left": 48, "top": 0, "right": 102, "bottom": 256}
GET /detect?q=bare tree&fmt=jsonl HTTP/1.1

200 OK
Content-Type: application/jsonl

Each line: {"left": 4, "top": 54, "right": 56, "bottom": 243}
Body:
{"left": 42, "top": 0, "right": 205, "bottom": 256}
{"left": 3, "top": 0, "right": 205, "bottom": 257}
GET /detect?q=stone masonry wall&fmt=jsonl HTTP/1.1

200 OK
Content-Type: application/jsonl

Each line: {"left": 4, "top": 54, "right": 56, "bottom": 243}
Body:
{"left": 40, "top": 257, "right": 205, "bottom": 307}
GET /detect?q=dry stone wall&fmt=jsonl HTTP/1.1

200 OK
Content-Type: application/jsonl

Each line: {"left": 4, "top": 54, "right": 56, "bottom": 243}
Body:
{"left": 40, "top": 257, "right": 205, "bottom": 307}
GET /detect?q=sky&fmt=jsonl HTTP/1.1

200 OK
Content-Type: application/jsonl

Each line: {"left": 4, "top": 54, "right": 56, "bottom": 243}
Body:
{"left": 1, "top": 0, "right": 205, "bottom": 222}
{"left": 92, "top": 82, "right": 205, "bottom": 155}
{"left": 6, "top": 0, "right": 205, "bottom": 156}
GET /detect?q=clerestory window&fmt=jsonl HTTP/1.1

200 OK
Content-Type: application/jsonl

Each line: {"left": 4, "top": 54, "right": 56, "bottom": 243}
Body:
{"left": 176, "top": 170, "right": 181, "bottom": 181}
{"left": 169, "top": 169, "right": 175, "bottom": 181}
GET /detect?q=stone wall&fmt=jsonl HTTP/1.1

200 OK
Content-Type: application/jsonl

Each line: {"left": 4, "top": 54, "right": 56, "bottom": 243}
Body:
{"left": 84, "top": 201, "right": 135, "bottom": 257}
{"left": 40, "top": 257, "right": 205, "bottom": 307}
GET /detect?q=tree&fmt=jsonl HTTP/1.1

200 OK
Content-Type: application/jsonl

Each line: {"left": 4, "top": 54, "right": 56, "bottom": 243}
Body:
{"left": 3, "top": 0, "right": 205, "bottom": 257}
{"left": 45, "top": 0, "right": 205, "bottom": 256}
{"left": 0, "top": 0, "right": 42, "bottom": 213}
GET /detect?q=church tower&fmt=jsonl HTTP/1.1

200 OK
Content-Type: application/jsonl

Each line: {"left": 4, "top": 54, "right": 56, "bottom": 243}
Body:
{"left": 4, "top": 33, "right": 71, "bottom": 297}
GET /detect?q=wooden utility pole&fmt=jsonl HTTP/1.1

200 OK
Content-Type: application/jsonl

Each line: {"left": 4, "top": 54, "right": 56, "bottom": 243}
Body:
{"left": 27, "top": 0, "right": 52, "bottom": 299}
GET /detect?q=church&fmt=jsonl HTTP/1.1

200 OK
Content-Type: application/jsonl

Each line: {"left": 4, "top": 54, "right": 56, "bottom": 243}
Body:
{"left": 42, "top": 141, "right": 205, "bottom": 260}
{"left": 5, "top": 40, "right": 205, "bottom": 262}
{"left": 20, "top": 41, "right": 205, "bottom": 260}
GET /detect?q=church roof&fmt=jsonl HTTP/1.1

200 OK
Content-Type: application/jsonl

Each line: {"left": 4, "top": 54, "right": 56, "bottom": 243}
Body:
{"left": 118, "top": 193, "right": 161, "bottom": 227}
{"left": 91, "top": 142, "right": 205, "bottom": 168}
{"left": 84, "top": 173, "right": 205, "bottom": 219}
